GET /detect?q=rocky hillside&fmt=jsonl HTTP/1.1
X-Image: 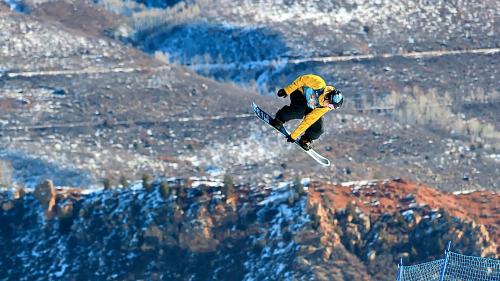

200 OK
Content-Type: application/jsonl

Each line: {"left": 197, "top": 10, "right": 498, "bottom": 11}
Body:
{"left": 1, "top": 178, "right": 497, "bottom": 280}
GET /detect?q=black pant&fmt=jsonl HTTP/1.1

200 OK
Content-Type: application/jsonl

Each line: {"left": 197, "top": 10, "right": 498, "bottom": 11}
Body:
{"left": 275, "top": 90, "right": 324, "bottom": 140}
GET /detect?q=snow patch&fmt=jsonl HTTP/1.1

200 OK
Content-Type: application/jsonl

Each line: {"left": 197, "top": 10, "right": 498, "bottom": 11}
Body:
{"left": 3, "top": 0, "right": 27, "bottom": 12}
{"left": 205, "top": 165, "right": 223, "bottom": 177}
{"left": 452, "top": 189, "right": 478, "bottom": 195}
{"left": 54, "top": 263, "right": 68, "bottom": 278}
{"left": 300, "top": 178, "right": 310, "bottom": 187}
{"left": 401, "top": 210, "right": 414, "bottom": 221}
{"left": 341, "top": 179, "right": 379, "bottom": 187}
{"left": 179, "top": 125, "right": 287, "bottom": 169}
{"left": 189, "top": 177, "right": 223, "bottom": 188}
{"left": 486, "top": 154, "right": 500, "bottom": 162}
{"left": 258, "top": 190, "right": 289, "bottom": 206}
{"left": 129, "top": 180, "right": 144, "bottom": 191}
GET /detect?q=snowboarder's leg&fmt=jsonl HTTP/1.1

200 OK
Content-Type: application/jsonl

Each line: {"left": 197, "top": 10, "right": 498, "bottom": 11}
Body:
{"left": 275, "top": 91, "right": 307, "bottom": 122}
{"left": 296, "top": 118, "right": 323, "bottom": 150}
{"left": 303, "top": 118, "right": 324, "bottom": 141}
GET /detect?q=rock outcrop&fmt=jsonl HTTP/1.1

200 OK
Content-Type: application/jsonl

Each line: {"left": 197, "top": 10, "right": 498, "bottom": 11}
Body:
{"left": 33, "top": 179, "right": 57, "bottom": 218}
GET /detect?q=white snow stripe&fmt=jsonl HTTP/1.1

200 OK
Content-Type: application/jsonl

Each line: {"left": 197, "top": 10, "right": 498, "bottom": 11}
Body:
{"left": 191, "top": 48, "right": 500, "bottom": 70}
{"left": 5, "top": 48, "right": 499, "bottom": 77}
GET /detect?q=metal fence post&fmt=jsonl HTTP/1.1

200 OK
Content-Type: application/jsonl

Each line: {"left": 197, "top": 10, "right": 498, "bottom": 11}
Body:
{"left": 439, "top": 241, "right": 452, "bottom": 281}
{"left": 397, "top": 257, "right": 403, "bottom": 281}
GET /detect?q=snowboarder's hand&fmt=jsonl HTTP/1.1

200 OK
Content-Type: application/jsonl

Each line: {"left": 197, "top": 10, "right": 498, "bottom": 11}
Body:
{"left": 277, "top": 88, "right": 287, "bottom": 98}
{"left": 286, "top": 136, "right": 295, "bottom": 143}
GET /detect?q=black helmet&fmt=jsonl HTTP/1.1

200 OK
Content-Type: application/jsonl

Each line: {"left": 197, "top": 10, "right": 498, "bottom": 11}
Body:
{"left": 327, "top": 89, "right": 343, "bottom": 109}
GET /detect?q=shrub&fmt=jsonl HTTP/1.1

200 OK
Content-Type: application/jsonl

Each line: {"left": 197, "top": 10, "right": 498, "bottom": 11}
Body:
{"left": 293, "top": 178, "right": 306, "bottom": 196}
{"left": 102, "top": 178, "right": 112, "bottom": 189}
{"left": 382, "top": 87, "right": 500, "bottom": 147}
{"left": 222, "top": 174, "right": 235, "bottom": 197}
{"left": 159, "top": 181, "right": 170, "bottom": 198}
{"left": 0, "top": 160, "right": 13, "bottom": 187}
{"left": 154, "top": 51, "right": 170, "bottom": 64}
{"left": 177, "top": 186, "right": 187, "bottom": 199}
{"left": 119, "top": 176, "right": 128, "bottom": 188}
{"left": 345, "top": 201, "right": 357, "bottom": 219}
{"left": 142, "top": 174, "right": 153, "bottom": 190}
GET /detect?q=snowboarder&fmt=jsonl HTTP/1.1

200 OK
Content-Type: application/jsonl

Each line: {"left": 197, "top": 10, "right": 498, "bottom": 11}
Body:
{"left": 271, "top": 74, "right": 344, "bottom": 150}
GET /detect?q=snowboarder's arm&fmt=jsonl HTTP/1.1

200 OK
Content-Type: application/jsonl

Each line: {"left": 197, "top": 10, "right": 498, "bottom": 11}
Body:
{"left": 283, "top": 76, "right": 306, "bottom": 95}
{"left": 290, "top": 107, "right": 329, "bottom": 140}
{"left": 283, "top": 74, "right": 326, "bottom": 95}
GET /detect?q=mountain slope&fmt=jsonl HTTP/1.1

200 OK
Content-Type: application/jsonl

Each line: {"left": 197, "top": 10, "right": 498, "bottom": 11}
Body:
{"left": 0, "top": 5, "right": 270, "bottom": 186}
{"left": 1, "top": 0, "right": 498, "bottom": 192}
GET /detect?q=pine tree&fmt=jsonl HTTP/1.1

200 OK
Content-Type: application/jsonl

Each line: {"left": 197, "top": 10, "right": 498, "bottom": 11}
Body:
{"left": 142, "top": 174, "right": 153, "bottom": 190}
{"left": 102, "top": 178, "right": 111, "bottom": 189}
{"left": 119, "top": 176, "right": 128, "bottom": 188}
{"left": 222, "top": 174, "right": 235, "bottom": 198}
{"left": 293, "top": 177, "right": 306, "bottom": 196}
{"left": 345, "top": 201, "right": 357, "bottom": 220}
{"left": 159, "top": 181, "right": 170, "bottom": 198}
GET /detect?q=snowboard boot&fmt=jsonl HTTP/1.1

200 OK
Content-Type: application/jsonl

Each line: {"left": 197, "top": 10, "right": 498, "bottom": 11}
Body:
{"left": 298, "top": 136, "right": 313, "bottom": 151}
{"left": 270, "top": 118, "right": 284, "bottom": 130}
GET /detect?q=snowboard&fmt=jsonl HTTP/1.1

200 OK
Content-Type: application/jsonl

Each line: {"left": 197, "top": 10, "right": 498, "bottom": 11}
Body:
{"left": 252, "top": 102, "right": 331, "bottom": 167}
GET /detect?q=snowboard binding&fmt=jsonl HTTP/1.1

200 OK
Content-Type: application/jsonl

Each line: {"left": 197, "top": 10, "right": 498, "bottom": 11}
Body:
{"left": 297, "top": 137, "right": 313, "bottom": 151}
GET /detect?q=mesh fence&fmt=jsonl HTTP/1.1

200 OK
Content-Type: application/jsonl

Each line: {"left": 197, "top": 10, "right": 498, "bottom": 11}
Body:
{"left": 442, "top": 252, "right": 500, "bottom": 281}
{"left": 398, "top": 251, "right": 500, "bottom": 281}
{"left": 398, "top": 259, "right": 444, "bottom": 281}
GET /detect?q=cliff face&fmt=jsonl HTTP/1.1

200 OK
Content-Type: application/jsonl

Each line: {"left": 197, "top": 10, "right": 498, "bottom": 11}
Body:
{"left": 306, "top": 179, "right": 499, "bottom": 280}
{"left": 0, "top": 178, "right": 498, "bottom": 280}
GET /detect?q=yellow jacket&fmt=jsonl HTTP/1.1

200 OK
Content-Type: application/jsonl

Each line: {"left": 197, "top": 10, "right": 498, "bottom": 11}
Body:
{"left": 283, "top": 74, "right": 335, "bottom": 140}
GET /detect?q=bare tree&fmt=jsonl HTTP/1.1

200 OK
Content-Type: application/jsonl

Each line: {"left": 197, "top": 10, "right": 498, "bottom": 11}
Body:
{"left": 0, "top": 160, "right": 13, "bottom": 187}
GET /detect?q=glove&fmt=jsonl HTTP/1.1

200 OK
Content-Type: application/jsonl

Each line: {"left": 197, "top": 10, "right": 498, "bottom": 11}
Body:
{"left": 277, "top": 88, "right": 287, "bottom": 98}
{"left": 286, "top": 135, "right": 295, "bottom": 143}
